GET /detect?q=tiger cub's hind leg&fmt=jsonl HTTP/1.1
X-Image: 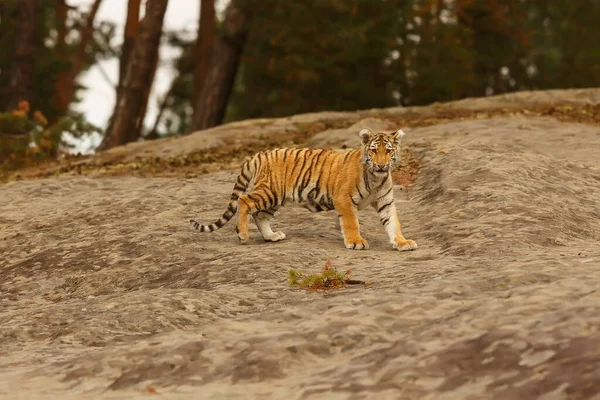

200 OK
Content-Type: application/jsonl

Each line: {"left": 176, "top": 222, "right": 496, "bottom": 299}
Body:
{"left": 237, "top": 188, "right": 283, "bottom": 242}
{"left": 236, "top": 195, "right": 251, "bottom": 241}
{"left": 253, "top": 207, "right": 286, "bottom": 242}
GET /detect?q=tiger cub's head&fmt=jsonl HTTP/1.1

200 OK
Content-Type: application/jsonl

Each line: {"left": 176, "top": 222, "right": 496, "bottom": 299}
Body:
{"left": 359, "top": 128, "right": 405, "bottom": 175}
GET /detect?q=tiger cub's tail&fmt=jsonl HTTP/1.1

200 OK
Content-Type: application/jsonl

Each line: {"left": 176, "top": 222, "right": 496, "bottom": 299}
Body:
{"left": 189, "top": 161, "right": 252, "bottom": 232}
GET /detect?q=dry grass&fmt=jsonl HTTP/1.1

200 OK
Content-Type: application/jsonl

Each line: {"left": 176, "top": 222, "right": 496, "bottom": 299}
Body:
{"left": 288, "top": 260, "right": 369, "bottom": 291}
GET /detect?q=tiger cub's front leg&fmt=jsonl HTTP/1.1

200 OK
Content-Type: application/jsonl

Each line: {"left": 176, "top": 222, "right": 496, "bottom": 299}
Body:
{"left": 373, "top": 190, "right": 417, "bottom": 251}
{"left": 335, "top": 199, "right": 369, "bottom": 250}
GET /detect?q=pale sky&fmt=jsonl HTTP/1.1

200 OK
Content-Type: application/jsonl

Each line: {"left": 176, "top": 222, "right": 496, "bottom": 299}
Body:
{"left": 66, "top": 0, "right": 228, "bottom": 151}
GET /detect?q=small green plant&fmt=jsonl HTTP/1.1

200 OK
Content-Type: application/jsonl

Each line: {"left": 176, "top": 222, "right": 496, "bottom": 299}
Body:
{"left": 289, "top": 260, "right": 366, "bottom": 291}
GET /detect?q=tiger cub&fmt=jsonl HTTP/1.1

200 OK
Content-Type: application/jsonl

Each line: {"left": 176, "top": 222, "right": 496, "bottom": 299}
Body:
{"left": 189, "top": 128, "right": 417, "bottom": 251}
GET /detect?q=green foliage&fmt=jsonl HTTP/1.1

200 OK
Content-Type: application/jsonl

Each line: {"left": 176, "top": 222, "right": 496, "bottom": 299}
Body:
{"left": 52, "top": 112, "right": 103, "bottom": 148}
{"left": 158, "top": 0, "right": 600, "bottom": 131}
{"left": 527, "top": 0, "right": 600, "bottom": 89}
{"left": 0, "top": 102, "right": 50, "bottom": 168}
{"left": 0, "top": 101, "right": 101, "bottom": 170}
{"left": 0, "top": 0, "right": 117, "bottom": 123}
{"left": 228, "top": 0, "right": 397, "bottom": 120}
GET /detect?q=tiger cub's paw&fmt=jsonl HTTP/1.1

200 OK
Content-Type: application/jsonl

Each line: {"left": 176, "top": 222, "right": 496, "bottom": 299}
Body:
{"left": 393, "top": 238, "right": 417, "bottom": 252}
{"left": 264, "top": 231, "right": 286, "bottom": 242}
{"left": 345, "top": 237, "right": 369, "bottom": 250}
{"left": 236, "top": 227, "right": 249, "bottom": 242}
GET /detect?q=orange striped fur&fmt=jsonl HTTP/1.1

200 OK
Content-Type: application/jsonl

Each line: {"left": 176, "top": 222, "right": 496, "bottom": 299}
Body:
{"left": 190, "top": 128, "right": 417, "bottom": 251}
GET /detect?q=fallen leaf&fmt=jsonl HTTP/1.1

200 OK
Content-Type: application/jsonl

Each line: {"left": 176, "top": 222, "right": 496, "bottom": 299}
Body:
{"left": 145, "top": 385, "right": 157, "bottom": 394}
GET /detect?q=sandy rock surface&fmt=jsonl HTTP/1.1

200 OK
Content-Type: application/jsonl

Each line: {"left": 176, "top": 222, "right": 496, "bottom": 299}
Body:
{"left": 1, "top": 90, "right": 600, "bottom": 399}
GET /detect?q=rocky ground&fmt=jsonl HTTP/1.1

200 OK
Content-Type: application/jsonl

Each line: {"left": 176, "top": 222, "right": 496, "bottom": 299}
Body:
{"left": 1, "top": 89, "right": 600, "bottom": 399}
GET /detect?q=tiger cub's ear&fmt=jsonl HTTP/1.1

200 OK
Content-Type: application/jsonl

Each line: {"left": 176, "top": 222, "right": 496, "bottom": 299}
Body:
{"left": 390, "top": 129, "right": 405, "bottom": 145}
{"left": 359, "top": 128, "right": 374, "bottom": 145}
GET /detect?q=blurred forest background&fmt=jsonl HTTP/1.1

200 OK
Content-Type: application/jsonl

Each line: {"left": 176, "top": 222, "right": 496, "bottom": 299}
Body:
{"left": 1, "top": 0, "right": 600, "bottom": 169}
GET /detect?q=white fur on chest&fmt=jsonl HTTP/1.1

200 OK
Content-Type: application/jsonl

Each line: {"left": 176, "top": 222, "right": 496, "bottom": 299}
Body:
{"left": 355, "top": 174, "right": 393, "bottom": 210}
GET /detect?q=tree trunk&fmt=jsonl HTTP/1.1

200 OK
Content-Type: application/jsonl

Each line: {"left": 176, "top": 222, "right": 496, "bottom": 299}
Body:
{"left": 56, "top": 0, "right": 68, "bottom": 46}
{"left": 53, "top": 0, "right": 69, "bottom": 117}
{"left": 100, "top": 0, "right": 169, "bottom": 150}
{"left": 192, "top": 0, "right": 251, "bottom": 131}
{"left": 118, "top": 0, "right": 142, "bottom": 100}
{"left": 8, "top": 0, "right": 38, "bottom": 110}
{"left": 54, "top": 0, "right": 103, "bottom": 118}
{"left": 192, "top": 0, "right": 216, "bottom": 115}
{"left": 145, "top": 74, "right": 179, "bottom": 140}
{"left": 133, "top": 45, "right": 159, "bottom": 141}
